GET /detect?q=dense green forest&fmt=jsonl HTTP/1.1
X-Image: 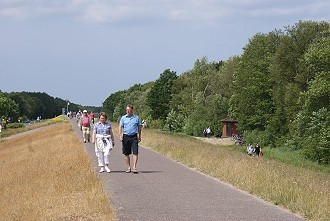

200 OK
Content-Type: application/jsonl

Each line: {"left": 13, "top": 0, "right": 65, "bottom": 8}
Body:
{"left": 103, "top": 20, "right": 330, "bottom": 164}
{"left": 0, "top": 91, "right": 100, "bottom": 122}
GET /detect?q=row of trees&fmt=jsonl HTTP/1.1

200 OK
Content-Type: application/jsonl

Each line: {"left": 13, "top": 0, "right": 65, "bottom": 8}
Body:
{"left": 229, "top": 21, "right": 329, "bottom": 164}
{"left": 103, "top": 20, "right": 329, "bottom": 164}
{"left": 104, "top": 59, "right": 233, "bottom": 135}
{"left": 0, "top": 91, "right": 100, "bottom": 122}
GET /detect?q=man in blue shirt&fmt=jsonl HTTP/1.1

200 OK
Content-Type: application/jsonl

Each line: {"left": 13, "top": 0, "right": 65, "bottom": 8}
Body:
{"left": 119, "top": 104, "right": 142, "bottom": 174}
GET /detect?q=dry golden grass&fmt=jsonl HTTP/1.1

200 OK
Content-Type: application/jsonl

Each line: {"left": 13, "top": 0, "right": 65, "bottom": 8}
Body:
{"left": 139, "top": 128, "right": 330, "bottom": 221}
{"left": 0, "top": 115, "right": 68, "bottom": 139}
{"left": 0, "top": 123, "right": 114, "bottom": 221}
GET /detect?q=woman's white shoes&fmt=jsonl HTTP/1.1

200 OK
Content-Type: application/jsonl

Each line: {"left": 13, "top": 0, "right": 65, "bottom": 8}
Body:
{"left": 105, "top": 166, "right": 111, "bottom": 173}
{"left": 99, "top": 166, "right": 111, "bottom": 173}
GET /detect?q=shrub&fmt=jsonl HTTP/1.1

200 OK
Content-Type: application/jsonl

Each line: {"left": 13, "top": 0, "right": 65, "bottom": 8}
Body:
{"left": 302, "top": 108, "right": 330, "bottom": 164}
{"left": 243, "top": 129, "right": 273, "bottom": 148}
{"left": 148, "top": 119, "right": 165, "bottom": 129}
{"left": 284, "top": 136, "right": 303, "bottom": 150}
{"left": 166, "top": 109, "right": 186, "bottom": 132}
{"left": 6, "top": 123, "right": 24, "bottom": 129}
{"left": 183, "top": 117, "right": 208, "bottom": 137}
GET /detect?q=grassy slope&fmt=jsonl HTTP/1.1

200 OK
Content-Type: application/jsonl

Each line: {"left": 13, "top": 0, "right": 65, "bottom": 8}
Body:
{"left": 0, "top": 122, "right": 114, "bottom": 221}
{"left": 137, "top": 128, "right": 330, "bottom": 221}
{"left": 3, "top": 120, "right": 328, "bottom": 221}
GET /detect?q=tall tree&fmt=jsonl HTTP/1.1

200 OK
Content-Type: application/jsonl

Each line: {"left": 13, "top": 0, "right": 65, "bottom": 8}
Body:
{"left": 103, "top": 90, "right": 126, "bottom": 121}
{"left": 285, "top": 27, "right": 330, "bottom": 163}
{"left": 205, "top": 56, "right": 239, "bottom": 99}
{"left": 230, "top": 33, "right": 276, "bottom": 132}
{"left": 0, "top": 93, "right": 19, "bottom": 119}
{"left": 170, "top": 71, "right": 194, "bottom": 114}
{"left": 147, "top": 69, "right": 178, "bottom": 120}
{"left": 270, "top": 21, "right": 330, "bottom": 127}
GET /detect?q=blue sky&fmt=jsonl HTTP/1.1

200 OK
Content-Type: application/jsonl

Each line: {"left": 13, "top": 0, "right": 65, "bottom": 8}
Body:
{"left": 0, "top": 0, "right": 329, "bottom": 106}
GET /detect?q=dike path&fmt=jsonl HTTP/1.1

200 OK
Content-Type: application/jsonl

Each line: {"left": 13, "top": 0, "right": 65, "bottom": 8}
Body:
{"left": 70, "top": 118, "right": 305, "bottom": 221}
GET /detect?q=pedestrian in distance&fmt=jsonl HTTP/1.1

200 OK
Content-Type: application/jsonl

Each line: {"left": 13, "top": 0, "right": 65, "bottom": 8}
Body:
{"left": 90, "top": 112, "right": 95, "bottom": 124}
{"left": 247, "top": 144, "right": 254, "bottom": 156}
{"left": 255, "top": 143, "right": 262, "bottom": 157}
{"left": 76, "top": 110, "right": 82, "bottom": 125}
{"left": 92, "top": 112, "right": 115, "bottom": 173}
{"left": 80, "top": 110, "right": 92, "bottom": 143}
{"left": 1, "top": 118, "right": 6, "bottom": 130}
{"left": 206, "top": 127, "right": 211, "bottom": 138}
{"left": 203, "top": 128, "right": 207, "bottom": 137}
{"left": 118, "top": 104, "right": 142, "bottom": 174}
{"left": 142, "top": 119, "right": 147, "bottom": 129}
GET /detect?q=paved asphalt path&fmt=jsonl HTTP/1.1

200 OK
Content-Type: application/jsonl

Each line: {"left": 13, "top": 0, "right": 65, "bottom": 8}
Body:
{"left": 70, "top": 118, "right": 305, "bottom": 221}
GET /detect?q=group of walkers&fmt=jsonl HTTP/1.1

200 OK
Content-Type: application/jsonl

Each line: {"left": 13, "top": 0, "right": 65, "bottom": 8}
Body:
{"left": 246, "top": 143, "right": 263, "bottom": 157}
{"left": 75, "top": 105, "right": 142, "bottom": 174}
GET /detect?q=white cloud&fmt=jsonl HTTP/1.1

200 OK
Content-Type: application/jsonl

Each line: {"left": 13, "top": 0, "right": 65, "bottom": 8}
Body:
{"left": 250, "top": 7, "right": 300, "bottom": 17}
{"left": 80, "top": 2, "right": 151, "bottom": 23}
{"left": 0, "top": 7, "right": 28, "bottom": 19}
{"left": 0, "top": 1, "right": 67, "bottom": 20}
{"left": 0, "top": 0, "right": 329, "bottom": 24}
{"left": 166, "top": 1, "right": 234, "bottom": 24}
{"left": 0, "top": 0, "right": 19, "bottom": 3}
{"left": 248, "top": 1, "right": 330, "bottom": 19}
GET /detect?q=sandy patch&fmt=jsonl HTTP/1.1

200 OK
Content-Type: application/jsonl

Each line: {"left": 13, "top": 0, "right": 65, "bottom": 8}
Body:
{"left": 194, "top": 137, "right": 235, "bottom": 146}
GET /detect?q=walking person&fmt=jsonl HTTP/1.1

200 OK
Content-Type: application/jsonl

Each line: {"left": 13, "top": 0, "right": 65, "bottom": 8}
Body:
{"left": 206, "top": 127, "right": 211, "bottom": 138}
{"left": 203, "top": 128, "right": 207, "bottom": 137}
{"left": 90, "top": 112, "right": 95, "bottom": 124}
{"left": 80, "top": 110, "right": 91, "bottom": 142}
{"left": 119, "top": 104, "right": 142, "bottom": 174}
{"left": 92, "top": 112, "right": 115, "bottom": 173}
{"left": 247, "top": 144, "right": 254, "bottom": 156}
{"left": 76, "top": 110, "right": 82, "bottom": 128}
{"left": 255, "top": 143, "right": 262, "bottom": 157}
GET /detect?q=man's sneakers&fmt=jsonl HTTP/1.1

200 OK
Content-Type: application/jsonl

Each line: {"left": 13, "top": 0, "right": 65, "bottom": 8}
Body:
{"left": 105, "top": 166, "right": 111, "bottom": 173}
{"left": 99, "top": 166, "right": 111, "bottom": 173}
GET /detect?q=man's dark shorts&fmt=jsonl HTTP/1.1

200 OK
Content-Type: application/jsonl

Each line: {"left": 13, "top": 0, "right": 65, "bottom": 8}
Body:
{"left": 122, "top": 134, "right": 138, "bottom": 155}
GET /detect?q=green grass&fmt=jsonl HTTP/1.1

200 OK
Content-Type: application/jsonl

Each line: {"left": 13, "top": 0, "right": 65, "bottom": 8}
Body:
{"left": 153, "top": 129, "right": 330, "bottom": 173}
{"left": 225, "top": 144, "right": 330, "bottom": 173}
{"left": 263, "top": 147, "right": 330, "bottom": 173}
{"left": 140, "top": 128, "right": 330, "bottom": 221}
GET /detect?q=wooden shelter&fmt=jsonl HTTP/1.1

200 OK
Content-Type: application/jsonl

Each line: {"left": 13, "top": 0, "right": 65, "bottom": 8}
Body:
{"left": 220, "top": 117, "right": 239, "bottom": 137}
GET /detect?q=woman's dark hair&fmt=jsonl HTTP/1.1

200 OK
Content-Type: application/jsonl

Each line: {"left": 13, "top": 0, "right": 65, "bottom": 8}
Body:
{"left": 99, "top": 112, "right": 108, "bottom": 120}
{"left": 127, "top": 104, "right": 133, "bottom": 109}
